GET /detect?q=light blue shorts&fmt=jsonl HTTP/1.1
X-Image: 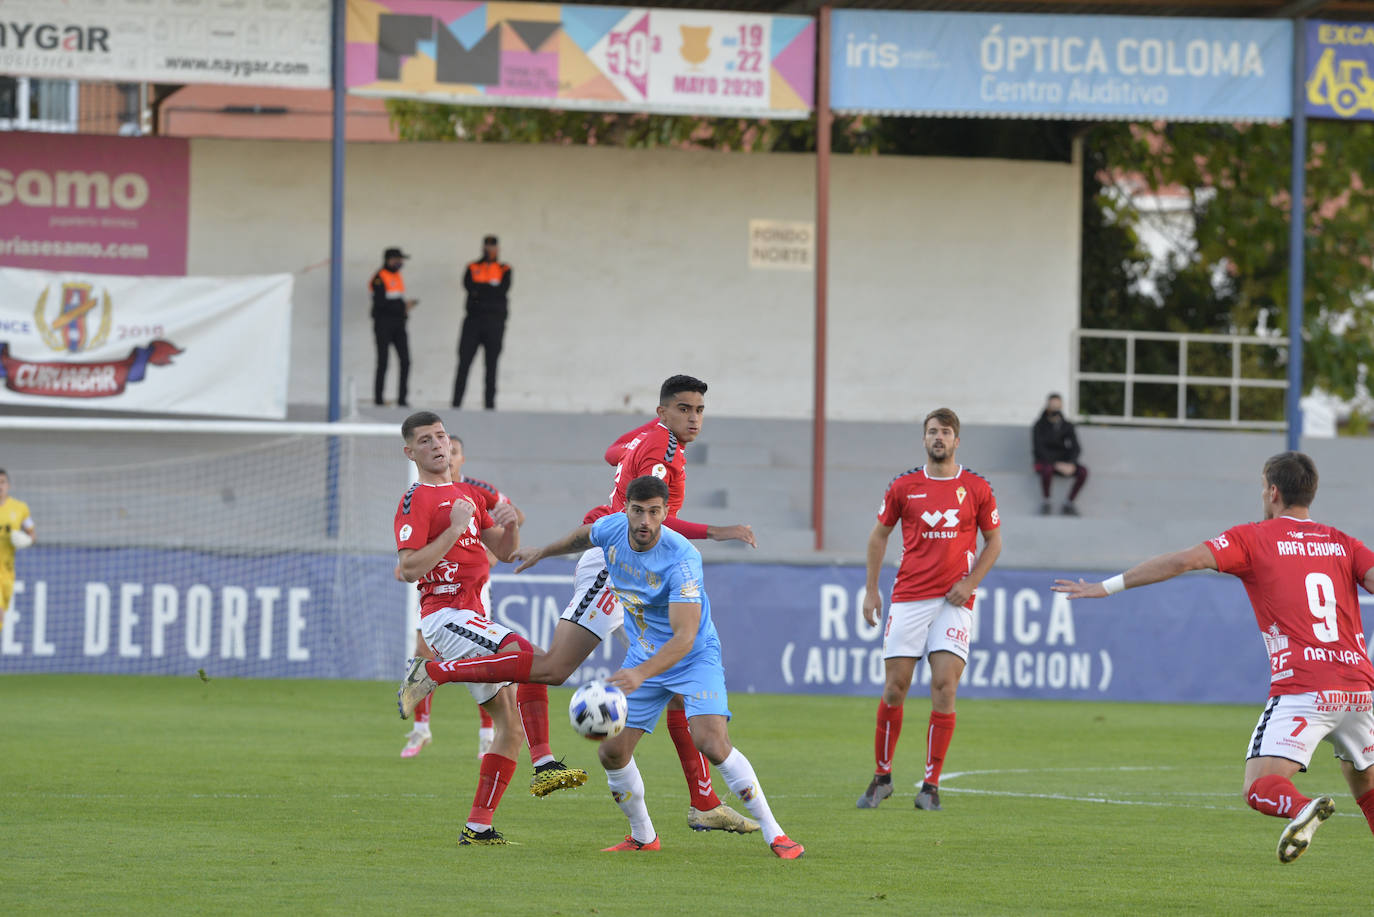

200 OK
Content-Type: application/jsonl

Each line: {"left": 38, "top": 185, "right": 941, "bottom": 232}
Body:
{"left": 624, "top": 646, "right": 732, "bottom": 733}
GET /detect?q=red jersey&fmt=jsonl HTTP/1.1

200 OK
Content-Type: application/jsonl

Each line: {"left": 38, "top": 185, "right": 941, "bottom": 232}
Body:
{"left": 394, "top": 481, "right": 495, "bottom": 619}
{"left": 458, "top": 474, "right": 507, "bottom": 511}
{"left": 1205, "top": 516, "right": 1374, "bottom": 696}
{"left": 879, "top": 465, "right": 999, "bottom": 606}
{"left": 608, "top": 420, "right": 686, "bottom": 516}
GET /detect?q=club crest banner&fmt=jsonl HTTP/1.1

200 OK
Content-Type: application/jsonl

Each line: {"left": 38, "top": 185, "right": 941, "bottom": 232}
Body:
{"left": 0, "top": 268, "right": 293, "bottom": 418}
{"left": 346, "top": 0, "right": 815, "bottom": 119}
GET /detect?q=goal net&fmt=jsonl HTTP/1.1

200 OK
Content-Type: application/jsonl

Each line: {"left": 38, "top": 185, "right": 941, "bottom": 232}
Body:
{"left": 0, "top": 418, "right": 414, "bottom": 679}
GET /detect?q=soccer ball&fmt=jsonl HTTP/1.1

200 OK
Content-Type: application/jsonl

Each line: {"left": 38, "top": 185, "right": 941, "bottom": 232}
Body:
{"left": 568, "top": 680, "right": 628, "bottom": 740}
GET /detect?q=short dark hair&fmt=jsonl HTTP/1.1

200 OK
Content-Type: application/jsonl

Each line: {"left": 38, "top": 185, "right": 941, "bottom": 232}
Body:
{"left": 0, "top": 468, "right": 7, "bottom": 479}
{"left": 625, "top": 475, "right": 670, "bottom": 505}
{"left": 1263, "top": 451, "right": 1318, "bottom": 507}
{"left": 923, "top": 407, "right": 960, "bottom": 438}
{"left": 1046, "top": 393, "right": 1063, "bottom": 402}
{"left": 402, "top": 411, "right": 444, "bottom": 442}
{"left": 659, "top": 374, "right": 707, "bottom": 405}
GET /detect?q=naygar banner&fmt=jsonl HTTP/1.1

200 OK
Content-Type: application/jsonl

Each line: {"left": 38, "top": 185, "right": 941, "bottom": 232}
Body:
{"left": 831, "top": 11, "right": 1292, "bottom": 121}
{"left": 0, "top": 267, "right": 293, "bottom": 418}
{"left": 346, "top": 0, "right": 815, "bottom": 119}
{"left": 0, "top": 0, "right": 330, "bottom": 87}
{"left": 1305, "top": 20, "right": 1374, "bottom": 121}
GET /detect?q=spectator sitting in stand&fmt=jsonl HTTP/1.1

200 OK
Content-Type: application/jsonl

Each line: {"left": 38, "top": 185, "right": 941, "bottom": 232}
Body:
{"left": 1032, "top": 393, "right": 1088, "bottom": 517}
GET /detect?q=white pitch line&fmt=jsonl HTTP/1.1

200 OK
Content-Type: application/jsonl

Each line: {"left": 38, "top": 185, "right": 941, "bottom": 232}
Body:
{"left": 937, "top": 766, "right": 1364, "bottom": 818}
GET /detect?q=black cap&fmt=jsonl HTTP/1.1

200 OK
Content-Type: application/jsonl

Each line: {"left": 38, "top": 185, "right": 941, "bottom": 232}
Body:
{"left": 482, "top": 235, "right": 499, "bottom": 246}
{"left": 384, "top": 247, "right": 409, "bottom": 260}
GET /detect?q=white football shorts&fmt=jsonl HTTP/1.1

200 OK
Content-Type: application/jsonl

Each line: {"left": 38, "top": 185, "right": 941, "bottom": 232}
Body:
{"left": 419, "top": 607, "right": 514, "bottom": 705}
{"left": 883, "top": 598, "right": 973, "bottom": 662}
{"left": 1246, "top": 690, "right": 1374, "bottom": 771}
{"left": 559, "top": 547, "right": 623, "bottom": 641}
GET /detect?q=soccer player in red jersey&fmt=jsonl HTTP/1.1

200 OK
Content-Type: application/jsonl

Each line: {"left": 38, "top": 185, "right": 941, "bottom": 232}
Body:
{"left": 856, "top": 408, "right": 1002, "bottom": 812}
{"left": 392, "top": 411, "right": 583, "bottom": 845}
{"left": 1054, "top": 451, "right": 1374, "bottom": 863}
{"left": 402, "top": 375, "right": 762, "bottom": 833}
{"left": 402, "top": 437, "right": 531, "bottom": 765}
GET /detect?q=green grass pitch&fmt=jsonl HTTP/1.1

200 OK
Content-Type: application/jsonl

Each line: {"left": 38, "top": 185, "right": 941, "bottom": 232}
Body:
{"left": 3, "top": 675, "right": 1372, "bottom": 915}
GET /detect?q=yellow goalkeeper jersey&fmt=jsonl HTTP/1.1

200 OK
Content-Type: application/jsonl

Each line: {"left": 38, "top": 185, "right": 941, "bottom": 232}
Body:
{"left": 0, "top": 497, "right": 33, "bottom": 574}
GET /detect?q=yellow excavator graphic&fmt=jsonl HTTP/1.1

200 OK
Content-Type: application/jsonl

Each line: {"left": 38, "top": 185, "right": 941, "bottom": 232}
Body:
{"left": 1307, "top": 47, "right": 1374, "bottom": 118}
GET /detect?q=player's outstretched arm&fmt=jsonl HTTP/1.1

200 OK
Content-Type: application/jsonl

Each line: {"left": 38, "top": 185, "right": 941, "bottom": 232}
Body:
{"left": 608, "top": 601, "right": 701, "bottom": 694}
{"left": 1053, "top": 543, "right": 1217, "bottom": 599}
{"left": 512, "top": 524, "right": 594, "bottom": 573}
{"left": 706, "top": 522, "right": 756, "bottom": 548}
{"left": 863, "top": 522, "right": 895, "bottom": 626}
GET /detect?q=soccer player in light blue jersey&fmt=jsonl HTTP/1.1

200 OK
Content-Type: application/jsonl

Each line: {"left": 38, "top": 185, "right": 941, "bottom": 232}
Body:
{"left": 512, "top": 474, "right": 804, "bottom": 858}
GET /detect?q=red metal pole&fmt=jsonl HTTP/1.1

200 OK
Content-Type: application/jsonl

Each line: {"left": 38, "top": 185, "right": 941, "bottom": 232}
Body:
{"left": 813, "top": 7, "right": 832, "bottom": 552}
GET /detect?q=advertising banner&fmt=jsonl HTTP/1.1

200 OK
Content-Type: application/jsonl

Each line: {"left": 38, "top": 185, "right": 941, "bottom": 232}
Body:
{"left": 1305, "top": 20, "right": 1374, "bottom": 121}
{"left": 0, "top": 267, "right": 293, "bottom": 418}
{"left": 347, "top": 0, "right": 815, "bottom": 119}
{"left": 0, "top": 554, "right": 1293, "bottom": 706}
{"left": 0, "top": 133, "right": 188, "bottom": 277}
{"left": 831, "top": 11, "right": 1292, "bottom": 122}
{"left": 0, "top": 0, "right": 330, "bottom": 88}
{"left": 0, "top": 547, "right": 403, "bottom": 680}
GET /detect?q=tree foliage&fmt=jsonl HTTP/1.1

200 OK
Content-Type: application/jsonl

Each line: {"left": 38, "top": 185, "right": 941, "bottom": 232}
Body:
{"left": 1082, "top": 119, "right": 1374, "bottom": 422}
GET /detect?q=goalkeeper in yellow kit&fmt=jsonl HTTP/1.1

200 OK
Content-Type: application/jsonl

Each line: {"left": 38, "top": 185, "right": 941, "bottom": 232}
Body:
{"left": 0, "top": 469, "right": 36, "bottom": 630}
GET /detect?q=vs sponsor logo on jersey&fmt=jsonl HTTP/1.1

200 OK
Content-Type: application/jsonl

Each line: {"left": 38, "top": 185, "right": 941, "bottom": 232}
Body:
{"left": 921, "top": 509, "right": 959, "bottom": 528}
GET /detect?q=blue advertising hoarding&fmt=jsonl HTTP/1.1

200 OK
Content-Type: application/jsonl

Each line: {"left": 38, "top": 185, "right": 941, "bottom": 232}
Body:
{"left": 831, "top": 11, "right": 1292, "bottom": 121}
{"left": 1305, "top": 20, "right": 1374, "bottom": 121}
{"left": 3, "top": 545, "right": 1340, "bottom": 706}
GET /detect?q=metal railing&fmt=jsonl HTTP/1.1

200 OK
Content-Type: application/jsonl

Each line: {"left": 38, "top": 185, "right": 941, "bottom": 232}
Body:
{"left": 1071, "top": 329, "right": 1288, "bottom": 430}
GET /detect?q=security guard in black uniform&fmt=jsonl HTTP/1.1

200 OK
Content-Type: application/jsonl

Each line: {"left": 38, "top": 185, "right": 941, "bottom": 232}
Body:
{"left": 371, "top": 246, "right": 417, "bottom": 407}
{"left": 452, "top": 234, "right": 511, "bottom": 410}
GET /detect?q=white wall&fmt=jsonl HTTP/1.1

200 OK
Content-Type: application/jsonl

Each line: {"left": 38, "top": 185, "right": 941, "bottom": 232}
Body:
{"left": 188, "top": 139, "right": 1079, "bottom": 423}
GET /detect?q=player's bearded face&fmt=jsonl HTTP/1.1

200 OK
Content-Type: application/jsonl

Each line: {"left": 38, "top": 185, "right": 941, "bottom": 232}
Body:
{"left": 924, "top": 425, "right": 956, "bottom": 461}
{"left": 626, "top": 499, "right": 667, "bottom": 549}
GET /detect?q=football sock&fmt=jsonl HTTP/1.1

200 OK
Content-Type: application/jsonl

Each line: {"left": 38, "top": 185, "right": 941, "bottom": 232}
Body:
{"left": 466, "top": 753, "right": 516, "bottom": 829}
{"left": 413, "top": 694, "right": 431, "bottom": 726}
{"left": 667, "top": 707, "right": 721, "bottom": 810}
{"left": 606, "top": 759, "right": 656, "bottom": 844}
{"left": 428, "top": 649, "right": 531, "bottom": 685}
{"left": 1245, "top": 774, "right": 1309, "bottom": 818}
{"left": 517, "top": 682, "right": 554, "bottom": 764}
{"left": 1356, "top": 789, "right": 1374, "bottom": 834}
{"left": 875, "top": 700, "right": 904, "bottom": 776}
{"left": 925, "top": 710, "right": 956, "bottom": 786}
{"left": 716, "top": 747, "right": 784, "bottom": 845}
{"left": 479, "top": 706, "right": 493, "bottom": 729}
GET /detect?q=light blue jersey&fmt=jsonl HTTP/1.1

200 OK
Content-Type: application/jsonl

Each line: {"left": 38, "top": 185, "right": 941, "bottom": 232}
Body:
{"left": 589, "top": 513, "right": 720, "bottom": 668}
